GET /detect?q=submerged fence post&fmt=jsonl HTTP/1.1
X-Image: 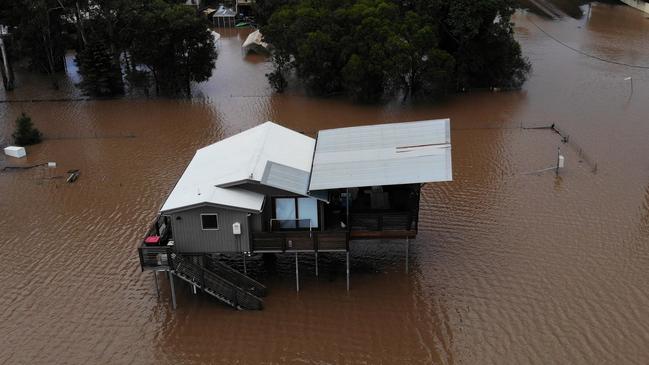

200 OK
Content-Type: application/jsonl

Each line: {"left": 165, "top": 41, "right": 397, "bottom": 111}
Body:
{"left": 555, "top": 146, "right": 561, "bottom": 176}
{"left": 168, "top": 271, "right": 177, "bottom": 310}
{"left": 405, "top": 237, "right": 410, "bottom": 274}
{"left": 346, "top": 251, "right": 350, "bottom": 291}
{"left": 295, "top": 252, "right": 300, "bottom": 292}
{"left": 153, "top": 271, "right": 160, "bottom": 299}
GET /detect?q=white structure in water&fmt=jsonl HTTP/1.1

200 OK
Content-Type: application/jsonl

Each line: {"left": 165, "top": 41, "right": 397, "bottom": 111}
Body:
{"left": 242, "top": 30, "right": 269, "bottom": 54}
{"left": 4, "top": 146, "right": 26, "bottom": 158}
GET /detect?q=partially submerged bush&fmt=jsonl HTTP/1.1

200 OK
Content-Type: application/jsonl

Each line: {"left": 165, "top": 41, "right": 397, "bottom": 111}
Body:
{"left": 12, "top": 113, "right": 42, "bottom": 146}
{"left": 267, "top": 69, "right": 288, "bottom": 93}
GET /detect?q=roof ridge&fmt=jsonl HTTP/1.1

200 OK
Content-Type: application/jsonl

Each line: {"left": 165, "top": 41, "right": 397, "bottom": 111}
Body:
{"left": 248, "top": 121, "right": 272, "bottom": 180}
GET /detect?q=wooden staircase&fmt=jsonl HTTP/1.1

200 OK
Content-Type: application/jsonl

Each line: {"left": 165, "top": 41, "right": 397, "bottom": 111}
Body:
{"left": 204, "top": 255, "right": 267, "bottom": 298}
{"left": 170, "top": 253, "right": 265, "bottom": 310}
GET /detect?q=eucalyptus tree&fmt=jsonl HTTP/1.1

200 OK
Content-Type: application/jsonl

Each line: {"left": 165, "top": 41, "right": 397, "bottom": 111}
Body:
{"left": 262, "top": 0, "right": 530, "bottom": 102}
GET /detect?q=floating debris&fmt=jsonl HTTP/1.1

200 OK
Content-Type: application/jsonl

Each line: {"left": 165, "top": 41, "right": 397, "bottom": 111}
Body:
{"left": 66, "top": 169, "right": 80, "bottom": 183}
{"left": 1, "top": 162, "right": 47, "bottom": 171}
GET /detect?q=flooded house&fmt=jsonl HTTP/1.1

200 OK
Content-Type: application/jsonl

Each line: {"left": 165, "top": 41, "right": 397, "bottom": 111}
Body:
{"left": 138, "top": 119, "right": 453, "bottom": 310}
{"left": 212, "top": 6, "right": 236, "bottom": 27}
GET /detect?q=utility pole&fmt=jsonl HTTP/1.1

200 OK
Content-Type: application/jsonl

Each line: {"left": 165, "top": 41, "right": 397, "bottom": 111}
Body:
{"left": 0, "top": 25, "right": 14, "bottom": 91}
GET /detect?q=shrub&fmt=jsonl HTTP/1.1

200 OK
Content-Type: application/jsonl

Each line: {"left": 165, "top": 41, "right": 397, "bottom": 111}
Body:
{"left": 12, "top": 113, "right": 42, "bottom": 146}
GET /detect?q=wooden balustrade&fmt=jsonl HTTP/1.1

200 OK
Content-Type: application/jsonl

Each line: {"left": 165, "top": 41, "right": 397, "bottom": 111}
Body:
{"left": 250, "top": 231, "right": 349, "bottom": 253}
{"left": 138, "top": 245, "right": 171, "bottom": 271}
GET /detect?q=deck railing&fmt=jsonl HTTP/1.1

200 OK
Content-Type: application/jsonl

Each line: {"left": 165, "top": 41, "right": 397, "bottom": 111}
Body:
{"left": 349, "top": 211, "right": 413, "bottom": 231}
{"left": 138, "top": 245, "right": 171, "bottom": 271}
{"left": 251, "top": 231, "right": 349, "bottom": 253}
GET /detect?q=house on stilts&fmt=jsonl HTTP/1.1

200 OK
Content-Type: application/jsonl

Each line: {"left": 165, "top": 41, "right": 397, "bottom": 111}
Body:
{"left": 138, "top": 119, "right": 452, "bottom": 310}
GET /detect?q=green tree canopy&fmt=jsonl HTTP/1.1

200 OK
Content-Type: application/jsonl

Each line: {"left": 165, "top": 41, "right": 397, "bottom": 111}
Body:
{"left": 127, "top": 0, "right": 217, "bottom": 96}
{"left": 262, "top": 0, "right": 530, "bottom": 102}
{"left": 76, "top": 37, "right": 124, "bottom": 96}
{"left": 2, "top": 0, "right": 218, "bottom": 97}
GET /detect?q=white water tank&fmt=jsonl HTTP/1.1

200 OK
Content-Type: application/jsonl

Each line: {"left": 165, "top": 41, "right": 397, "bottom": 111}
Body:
{"left": 4, "top": 146, "right": 26, "bottom": 158}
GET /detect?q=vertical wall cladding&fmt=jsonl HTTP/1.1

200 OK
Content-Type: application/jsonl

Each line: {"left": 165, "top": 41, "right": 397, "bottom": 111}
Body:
{"left": 249, "top": 213, "right": 263, "bottom": 233}
{"left": 169, "top": 205, "right": 251, "bottom": 253}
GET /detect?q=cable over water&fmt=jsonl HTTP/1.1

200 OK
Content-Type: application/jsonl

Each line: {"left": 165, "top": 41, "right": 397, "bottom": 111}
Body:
{"left": 528, "top": 17, "right": 649, "bottom": 69}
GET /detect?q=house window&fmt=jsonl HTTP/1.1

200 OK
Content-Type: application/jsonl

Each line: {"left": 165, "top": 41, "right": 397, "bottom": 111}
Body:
{"left": 201, "top": 214, "right": 219, "bottom": 230}
{"left": 273, "top": 197, "right": 319, "bottom": 229}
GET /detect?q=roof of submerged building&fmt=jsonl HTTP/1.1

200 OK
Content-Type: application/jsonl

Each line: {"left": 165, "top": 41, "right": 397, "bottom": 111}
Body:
{"left": 308, "top": 119, "right": 452, "bottom": 191}
{"left": 160, "top": 119, "right": 452, "bottom": 213}
{"left": 160, "top": 122, "right": 315, "bottom": 213}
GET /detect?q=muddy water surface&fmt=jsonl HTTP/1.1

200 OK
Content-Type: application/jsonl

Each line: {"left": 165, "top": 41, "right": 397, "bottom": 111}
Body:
{"left": 1, "top": 4, "right": 649, "bottom": 364}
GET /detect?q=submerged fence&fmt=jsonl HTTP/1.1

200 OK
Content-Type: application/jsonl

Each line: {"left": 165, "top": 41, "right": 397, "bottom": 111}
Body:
{"left": 550, "top": 124, "right": 598, "bottom": 173}
{"left": 451, "top": 120, "right": 599, "bottom": 174}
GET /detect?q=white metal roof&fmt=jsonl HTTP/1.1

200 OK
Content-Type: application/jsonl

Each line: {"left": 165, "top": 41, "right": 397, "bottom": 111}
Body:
{"left": 161, "top": 122, "right": 315, "bottom": 213}
{"left": 308, "top": 119, "right": 452, "bottom": 191}
{"left": 242, "top": 30, "right": 269, "bottom": 54}
{"left": 213, "top": 5, "right": 236, "bottom": 17}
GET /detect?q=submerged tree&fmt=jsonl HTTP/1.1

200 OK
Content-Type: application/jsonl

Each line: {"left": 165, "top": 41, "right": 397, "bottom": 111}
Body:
{"left": 434, "top": 0, "right": 531, "bottom": 90}
{"left": 128, "top": 0, "right": 217, "bottom": 96}
{"left": 262, "top": 0, "right": 530, "bottom": 102}
{"left": 1, "top": 0, "right": 218, "bottom": 97}
{"left": 76, "top": 37, "right": 124, "bottom": 96}
{"left": 0, "top": 1, "right": 68, "bottom": 89}
{"left": 12, "top": 113, "right": 43, "bottom": 146}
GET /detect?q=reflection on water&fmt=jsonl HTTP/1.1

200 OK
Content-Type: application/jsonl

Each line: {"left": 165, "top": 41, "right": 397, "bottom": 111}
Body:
{"left": 1, "top": 6, "right": 649, "bottom": 364}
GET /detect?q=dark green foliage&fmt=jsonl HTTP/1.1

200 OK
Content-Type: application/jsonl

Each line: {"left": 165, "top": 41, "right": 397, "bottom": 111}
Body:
{"left": 438, "top": 0, "right": 531, "bottom": 90}
{"left": 253, "top": 0, "right": 297, "bottom": 26}
{"left": 76, "top": 38, "right": 124, "bottom": 96}
{"left": 12, "top": 113, "right": 43, "bottom": 146}
{"left": 0, "top": 1, "right": 68, "bottom": 88}
{"left": 262, "top": 0, "right": 531, "bottom": 102}
{"left": 1, "top": 0, "right": 217, "bottom": 96}
{"left": 267, "top": 69, "right": 288, "bottom": 93}
{"left": 127, "top": 0, "right": 217, "bottom": 96}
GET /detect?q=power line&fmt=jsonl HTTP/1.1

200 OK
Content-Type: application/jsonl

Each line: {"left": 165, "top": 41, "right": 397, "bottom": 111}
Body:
{"left": 528, "top": 17, "right": 649, "bottom": 70}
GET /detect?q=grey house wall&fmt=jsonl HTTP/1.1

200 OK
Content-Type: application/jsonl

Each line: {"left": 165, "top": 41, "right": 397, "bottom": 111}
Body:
{"left": 249, "top": 213, "right": 263, "bottom": 233}
{"left": 169, "top": 206, "right": 252, "bottom": 253}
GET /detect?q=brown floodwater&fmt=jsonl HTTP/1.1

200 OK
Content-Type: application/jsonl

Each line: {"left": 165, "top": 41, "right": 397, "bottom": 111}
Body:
{"left": 1, "top": 4, "right": 649, "bottom": 364}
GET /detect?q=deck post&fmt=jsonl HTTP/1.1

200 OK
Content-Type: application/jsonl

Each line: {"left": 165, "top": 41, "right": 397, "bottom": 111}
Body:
{"left": 295, "top": 252, "right": 300, "bottom": 292}
{"left": 315, "top": 251, "right": 319, "bottom": 277}
{"left": 153, "top": 271, "right": 160, "bottom": 299}
{"left": 168, "top": 271, "right": 177, "bottom": 310}
{"left": 346, "top": 251, "right": 350, "bottom": 291}
{"left": 405, "top": 237, "right": 409, "bottom": 274}
{"left": 243, "top": 252, "right": 247, "bottom": 274}
{"left": 346, "top": 188, "right": 350, "bottom": 227}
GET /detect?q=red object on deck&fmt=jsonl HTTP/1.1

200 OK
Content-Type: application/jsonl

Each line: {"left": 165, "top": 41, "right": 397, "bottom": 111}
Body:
{"left": 144, "top": 235, "right": 161, "bottom": 245}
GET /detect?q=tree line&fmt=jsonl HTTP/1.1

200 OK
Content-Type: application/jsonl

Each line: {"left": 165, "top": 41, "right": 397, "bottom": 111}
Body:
{"left": 0, "top": 0, "right": 217, "bottom": 97}
{"left": 257, "top": 0, "right": 531, "bottom": 102}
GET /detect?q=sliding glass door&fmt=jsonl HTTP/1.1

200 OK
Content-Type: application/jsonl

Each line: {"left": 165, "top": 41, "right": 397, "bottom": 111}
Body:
{"left": 273, "top": 197, "right": 319, "bottom": 230}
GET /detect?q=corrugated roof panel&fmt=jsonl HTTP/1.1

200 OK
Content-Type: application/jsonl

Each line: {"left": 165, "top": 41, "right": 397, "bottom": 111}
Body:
{"left": 309, "top": 119, "right": 452, "bottom": 191}
{"left": 261, "top": 161, "right": 310, "bottom": 195}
